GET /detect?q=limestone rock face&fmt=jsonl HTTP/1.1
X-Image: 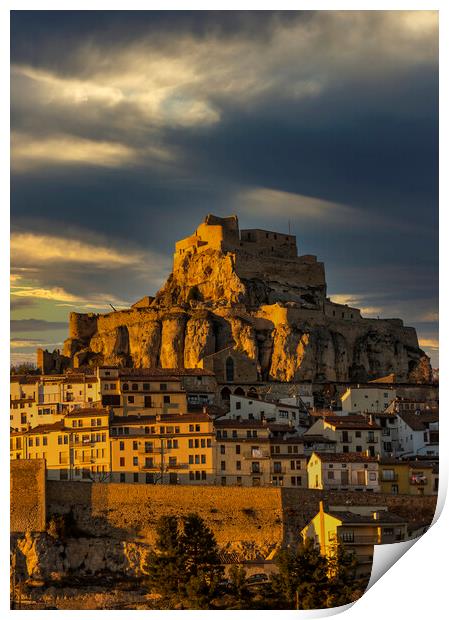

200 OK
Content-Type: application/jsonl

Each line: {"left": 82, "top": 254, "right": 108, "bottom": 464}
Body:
{"left": 128, "top": 320, "right": 161, "bottom": 368}
{"left": 58, "top": 214, "right": 431, "bottom": 383}
{"left": 183, "top": 314, "right": 216, "bottom": 368}
{"left": 160, "top": 313, "right": 186, "bottom": 368}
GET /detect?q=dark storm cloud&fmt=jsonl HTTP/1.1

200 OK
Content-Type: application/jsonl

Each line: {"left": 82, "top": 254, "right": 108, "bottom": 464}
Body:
{"left": 11, "top": 319, "right": 67, "bottom": 332}
{"left": 10, "top": 10, "right": 438, "bottom": 363}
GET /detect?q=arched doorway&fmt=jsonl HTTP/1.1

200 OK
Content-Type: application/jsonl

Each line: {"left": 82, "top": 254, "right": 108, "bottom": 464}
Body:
{"left": 221, "top": 387, "right": 231, "bottom": 401}
{"left": 234, "top": 387, "right": 245, "bottom": 396}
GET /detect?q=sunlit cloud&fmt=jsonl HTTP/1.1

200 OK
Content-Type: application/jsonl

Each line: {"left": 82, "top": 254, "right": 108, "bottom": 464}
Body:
{"left": 11, "top": 231, "right": 147, "bottom": 267}
{"left": 11, "top": 132, "right": 136, "bottom": 171}
{"left": 10, "top": 338, "right": 63, "bottom": 349}
{"left": 11, "top": 286, "right": 84, "bottom": 303}
{"left": 330, "top": 294, "right": 383, "bottom": 317}
{"left": 419, "top": 337, "right": 439, "bottom": 350}
{"left": 238, "top": 187, "right": 354, "bottom": 221}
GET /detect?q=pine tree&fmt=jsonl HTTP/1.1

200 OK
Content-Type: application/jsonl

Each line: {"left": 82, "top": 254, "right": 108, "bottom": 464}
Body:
{"left": 326, "top": 541, "right": 364, "bottom": 607}
{"left": 180, "top": 513, "right": 222, "bottom": 578}
{"left": 146, "top": 515, "right": 185, "bottom": 598}
{"left": 145, "top": 513, "right": 223, "bottom": 609}
{"left": 271, "top": 539, "right": 331, "bottom": 609}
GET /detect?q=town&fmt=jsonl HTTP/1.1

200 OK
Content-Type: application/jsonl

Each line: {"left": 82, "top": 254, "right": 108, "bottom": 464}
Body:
{"left": 10, "top": 215, "right": 439, "bottom": 609}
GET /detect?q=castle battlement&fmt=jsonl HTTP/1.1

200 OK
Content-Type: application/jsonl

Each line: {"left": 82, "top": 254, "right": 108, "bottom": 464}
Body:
{"left": 174, "top": 213, "right": 300, "bottom": 263}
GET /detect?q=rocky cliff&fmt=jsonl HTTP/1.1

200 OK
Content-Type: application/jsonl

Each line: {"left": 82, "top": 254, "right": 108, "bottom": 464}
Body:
{"left": 56, "top": 214, "right": 430, "bottom": 383}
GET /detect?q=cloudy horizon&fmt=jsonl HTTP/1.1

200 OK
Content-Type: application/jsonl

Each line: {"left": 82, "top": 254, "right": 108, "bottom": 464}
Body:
{"left": 10, "top": 10, "right": 438, "bottom": 367}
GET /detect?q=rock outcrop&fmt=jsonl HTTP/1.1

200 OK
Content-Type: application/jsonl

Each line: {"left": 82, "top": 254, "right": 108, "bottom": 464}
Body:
{"left": 53, "top": 214, "right": 430, "bottom": 383}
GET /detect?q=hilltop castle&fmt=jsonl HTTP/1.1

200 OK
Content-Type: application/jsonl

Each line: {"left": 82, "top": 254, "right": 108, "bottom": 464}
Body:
{"left": 40, "top": 214, "right": 431, "bottom": 385}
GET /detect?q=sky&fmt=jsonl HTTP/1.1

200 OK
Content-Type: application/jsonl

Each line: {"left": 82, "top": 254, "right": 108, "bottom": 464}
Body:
{"left": 10, "top": 10, "right": 438, "bottom": 367}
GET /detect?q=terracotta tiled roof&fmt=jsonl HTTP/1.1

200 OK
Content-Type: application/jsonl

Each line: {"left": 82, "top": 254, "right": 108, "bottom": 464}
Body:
{"left": 64, "top": 407, "right": 109, "bottom": 418}
{"left": 111, "top": 412, "right": 212, "bottom": 425}
{"left": 117, "top": 367, "right": 215, "bottom": 378}
{"left": 324, "top": 416, "right": 382, "bottom": 430}
{"left": 328, "top": 510, "right": 406, "bottom": 524}
{"left": 312, "top": 452, "right": 378, "bottom": 463}
{"left": 23, "top": 421, "right": 65, "bottom": 434}
{"left": 398, "top": 411, "right": 439, "bottom": 430}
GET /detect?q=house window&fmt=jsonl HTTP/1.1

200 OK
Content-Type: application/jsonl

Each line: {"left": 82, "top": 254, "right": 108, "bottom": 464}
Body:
{"left": 120, "top": 457, "right": 125, "bottom": 467}
{"left": 225, "top": 357, "right": 234, "bottom": 382}
{"left": 164, "top": 395, "right": 170, "bottom": 404}
{"left": 160, "top": 383, "right": 167, "bottom": 391}
{"left": 120, "top": 473, "right": 126, "bottom": 482}
{"left": 220, "top": 445, "right": 225, "bottom": 454}
{"left": 133, "top": 473, "right": 139, "bottom": 482}
{"left": 221, "top": 460, "right": 226, "bottom": 471}
{"left": 236, "top": 402, "right": 241, "bottom": 410}
{"left": 236, "top": 445, "right": 241, "bottom": 454}
{"left": 128, "top": 396, "right": 134, "bottom": 404}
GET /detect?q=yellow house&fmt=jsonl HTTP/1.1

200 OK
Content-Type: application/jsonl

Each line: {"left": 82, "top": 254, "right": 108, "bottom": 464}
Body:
{"left": 214, "top": 419, "right": 307, "bottom": 487}
{"left": 380, "top": 459, "right": 438, "bottom": 495}
{"left": 110, "top": 411, "right": 215, "bottom": 484}
{"left": 10, "top": 407, "right": 111, "bottom": 481}
{"left": 98, "top": 367, "right": 189, "bottom": 416}
{"left": 301, "top": 502, "right": 408, "bottom": 577}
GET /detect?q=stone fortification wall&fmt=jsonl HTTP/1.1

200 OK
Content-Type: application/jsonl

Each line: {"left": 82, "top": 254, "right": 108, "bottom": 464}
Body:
{"left": 10, "top": 460, "right": 46, "bottom": 533}
{"left": 11, "top": 461, "right": 436, "bottom": 557}
{"left": 44, "top": 482, "right": 436, "bottom": 548}
{"left": 46, "top": 482, "right": 284, "bottom": 556}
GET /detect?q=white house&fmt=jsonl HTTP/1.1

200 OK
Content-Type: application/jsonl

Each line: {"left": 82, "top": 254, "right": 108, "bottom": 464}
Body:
{"left": 226, "top": 394, "right": 308, "bottom": 429}
{"left": 396, "top": 411, "right": 439, "bottom": 457}
{"left": 341, "top": 387, "right": 396, "bottom": 414}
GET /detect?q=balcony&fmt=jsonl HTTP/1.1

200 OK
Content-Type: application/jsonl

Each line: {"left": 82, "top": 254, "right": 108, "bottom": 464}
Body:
{"left": 340, "top": 437, "right": 352, "bottom": 443}
{"left": 166, "top": 463, "right": 189, "bottom": 470}
{"left": 339, "top": 535, "right": 380, "bottom": 544}
{"left": 78, "top": 457, "right": 96, "bottom": 464}
{"left": 381, "top": 473, "right": 398, "bottom": 482}
{"left": 137, "top": 447, "right": 168, "bottom": 455}
{"left": 366, "top": 437, "right": 379, "bottom": 444}
{"left": 140, "top": 463, "right": 159, "bottom": 471}
{"left": 243, "top": 450, "right": 270, "bottom": 459}
{"left": 410, "top": 476, "right": 427, "bottom": 485}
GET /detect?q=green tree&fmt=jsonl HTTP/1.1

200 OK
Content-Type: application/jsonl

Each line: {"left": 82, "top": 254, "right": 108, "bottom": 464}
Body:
{"left": 146, "top": 515, "right": 185, "bottom": 598}
{"left": 184, "top": 569, "right": 222, "bottom": 609}
{"left": 180, "top": 513, "right": 222, "bottom": 581}
{"left": 326, "top": 541, "right": 364, "bottom": 607}
{"left": 271, "top": 538, "right": 331, "bottom": 609}
{"left": 145, "top": 513, "right": 223, "bottom": 609}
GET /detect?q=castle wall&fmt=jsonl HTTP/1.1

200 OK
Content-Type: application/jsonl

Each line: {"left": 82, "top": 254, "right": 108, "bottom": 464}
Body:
{"left": 69, "top": 312, "right": 98, "bottom": 340}
{"left": 11, "top": 460, "right": 46, "bottom": 533}
{"left": 240, "top": 228, "right": 298, "bottom": 258}
{"left": 11, "top": 462, "right": 436, "bottom": 552}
